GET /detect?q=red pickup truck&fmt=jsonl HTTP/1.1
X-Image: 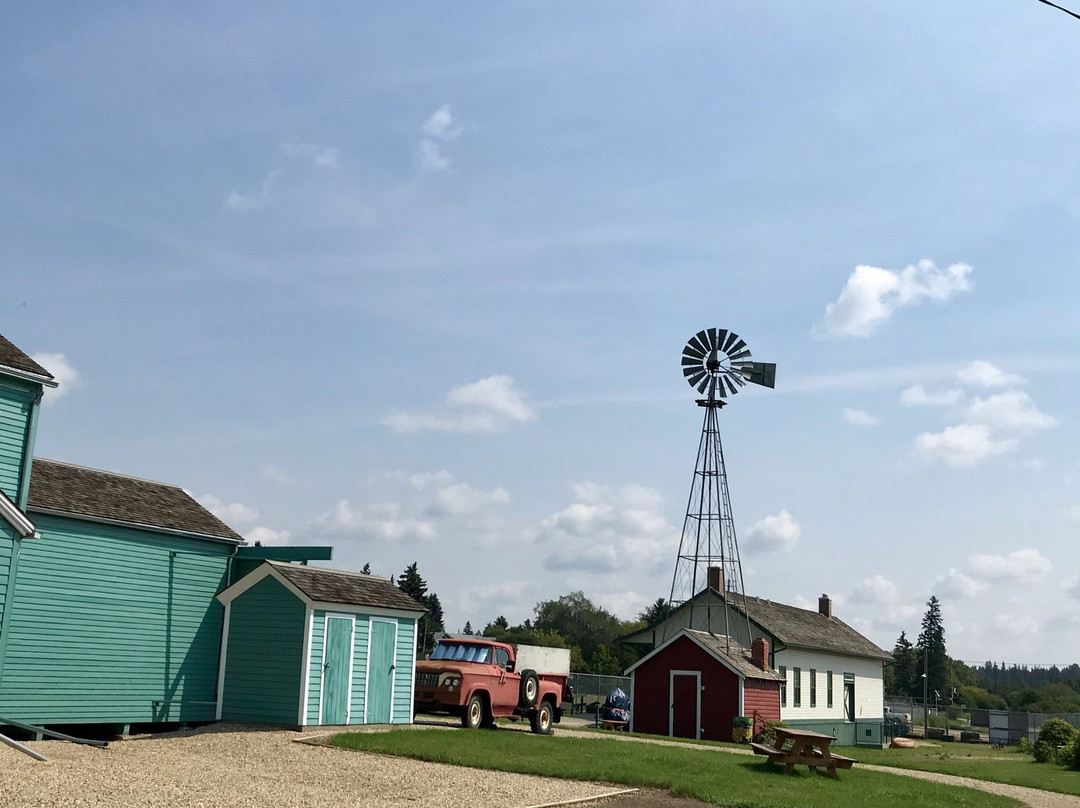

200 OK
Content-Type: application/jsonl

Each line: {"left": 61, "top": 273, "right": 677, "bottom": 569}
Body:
{"left": 414, "top": 637, "right": 572, "bottom": 734}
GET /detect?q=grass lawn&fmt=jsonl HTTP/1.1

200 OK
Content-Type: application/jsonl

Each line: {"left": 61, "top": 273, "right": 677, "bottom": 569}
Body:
{"left": 331, "top": 728, "right": 1019, "bottom": 808}
{"left": 842, "top": 741, "right": 1080, "bottom": 796}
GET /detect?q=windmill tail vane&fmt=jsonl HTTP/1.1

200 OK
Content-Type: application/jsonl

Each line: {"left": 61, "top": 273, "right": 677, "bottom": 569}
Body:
{"left": 666, "top": 328, "right": 775, "bottom": 651}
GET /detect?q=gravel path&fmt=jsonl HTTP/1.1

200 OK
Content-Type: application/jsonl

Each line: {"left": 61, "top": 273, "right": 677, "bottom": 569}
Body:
{"left": 0, "top": 725, "right": 620, "bottom": 808}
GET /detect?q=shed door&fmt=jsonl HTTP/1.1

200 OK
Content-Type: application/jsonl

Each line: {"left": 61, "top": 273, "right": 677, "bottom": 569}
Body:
{"left": 366, "top": 619, "right": 397, "bottom": 724}
{"left": 321, "top": 617, "right": 354, "bottom": 724}
{"left": 670, "top": 671, "right": 700, "bottom": 739}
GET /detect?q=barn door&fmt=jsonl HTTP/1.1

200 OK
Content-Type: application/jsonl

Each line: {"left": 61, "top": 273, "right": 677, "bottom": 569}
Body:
{"left": 321, "top": 616, "right": 354, "bottom": 725}
{"left": 669, "top": 671, "right": 701, "bottom": 739}
{"left": 365, "top": 619, "right": 398, "bottom": 724}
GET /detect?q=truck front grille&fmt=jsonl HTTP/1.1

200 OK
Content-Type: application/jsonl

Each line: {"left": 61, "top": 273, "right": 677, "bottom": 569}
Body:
{"left": 417, "top": 672, "right": 440, "bottom": 689}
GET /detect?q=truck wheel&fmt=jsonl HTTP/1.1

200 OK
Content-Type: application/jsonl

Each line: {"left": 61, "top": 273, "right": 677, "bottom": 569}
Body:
{"left": 530, "top": 700, "right": 554, "bottom": 735}
{"left": 519, "top": 670, "right": 539, "bottom": 708}
{"left": 461, "top": 693, "right": 485, "bottom": 730}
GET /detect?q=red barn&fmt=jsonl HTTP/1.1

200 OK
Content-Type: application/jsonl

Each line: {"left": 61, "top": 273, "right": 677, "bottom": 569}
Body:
{"left": 626, "top": 629, "right": 782, "bottom": 741}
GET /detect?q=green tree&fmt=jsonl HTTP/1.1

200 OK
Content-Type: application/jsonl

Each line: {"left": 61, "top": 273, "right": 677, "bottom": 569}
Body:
{"left": 917, "top": 596, "right": 948, "bottom": 704}
{"left": 638, "top": 598, "right": 670, "bottom": 626}
{"left": 462, "top": 621, "right": 474, "bottom": 635}
{"left": 396, "top": 562, "right": 443, "bottom": 657}
{"left": 888, "top": 631, "right": 918, "bottom": 697}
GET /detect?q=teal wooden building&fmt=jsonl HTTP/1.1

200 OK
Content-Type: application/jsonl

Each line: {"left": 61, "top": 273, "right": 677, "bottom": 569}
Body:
{"left": 216, "top": 561, "right": 424, "bottom": 727}
{"left": 0, "top": 330, "right": 379, "bottom": 732}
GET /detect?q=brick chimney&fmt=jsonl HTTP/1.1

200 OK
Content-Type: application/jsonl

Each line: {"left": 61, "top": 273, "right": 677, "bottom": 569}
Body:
{"left": 751, "top": 637, "right": 769, "bottom": 671}
{"left": 818, "top": 594, "right": 832, "bottom": 618}
{"left": 707, "top": 566, "right": 724, "bottom": 593}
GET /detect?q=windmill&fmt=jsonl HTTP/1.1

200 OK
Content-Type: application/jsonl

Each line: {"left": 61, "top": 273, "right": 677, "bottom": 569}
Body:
{"left": 665, "top": 328, "right": 776, "bottom": 649}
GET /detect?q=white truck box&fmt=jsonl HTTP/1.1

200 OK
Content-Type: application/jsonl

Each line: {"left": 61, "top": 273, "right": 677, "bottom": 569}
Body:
{"left": 513, "top": 644, "right": 571, "bottom": 676}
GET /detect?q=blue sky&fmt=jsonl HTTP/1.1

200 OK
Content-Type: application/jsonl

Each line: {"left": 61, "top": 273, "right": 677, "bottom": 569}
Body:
{"left": 4, "top": 1, "right": 1079, "bottom": 663}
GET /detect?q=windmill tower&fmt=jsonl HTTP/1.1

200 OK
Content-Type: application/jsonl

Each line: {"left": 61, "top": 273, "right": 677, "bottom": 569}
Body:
{"left": 665, "top": 328, "right": 776, "bottom": 649}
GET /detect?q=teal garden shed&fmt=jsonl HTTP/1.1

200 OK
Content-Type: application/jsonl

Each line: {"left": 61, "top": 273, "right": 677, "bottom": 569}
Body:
{"left": 216, "top": 561, "right": 425, "bottom": 727}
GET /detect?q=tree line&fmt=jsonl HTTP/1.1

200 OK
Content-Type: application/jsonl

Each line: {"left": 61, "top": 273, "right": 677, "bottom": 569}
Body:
{"left": 886, "top": 595, "right": 1080, "bottom": 714}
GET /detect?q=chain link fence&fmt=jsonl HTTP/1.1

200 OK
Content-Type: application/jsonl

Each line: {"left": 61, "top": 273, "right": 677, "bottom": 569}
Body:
{"left": 568, "top": 673, "right": 631, "bottom": 726}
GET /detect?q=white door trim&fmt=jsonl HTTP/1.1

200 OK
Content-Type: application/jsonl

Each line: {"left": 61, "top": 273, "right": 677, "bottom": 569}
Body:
{"left": 669, "top": 669, "right": 702, "bottom": 739}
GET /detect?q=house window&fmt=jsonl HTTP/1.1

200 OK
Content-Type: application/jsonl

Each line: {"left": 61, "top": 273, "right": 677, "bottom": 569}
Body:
{"left": 810, "top": 669, "right": 817, "bottom": 708}
{"left": 827, "top": 671, "right": 833, "bottom": 708}
{"left": 793, "top": 667, "right": 801, "bottom": 707}
{"left": 779, "top": 666, "right": 787, "bottom": 707}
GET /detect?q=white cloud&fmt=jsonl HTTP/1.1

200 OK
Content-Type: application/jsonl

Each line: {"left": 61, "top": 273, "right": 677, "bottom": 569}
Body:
{"left": 933, "top": 568, "right": 984, "bottom": 600}
{"left": 963, "top": 391, "right": 1057, "bottom": 434}
{"left": 384, "top": 375, "right": 536, "bottom": 434}
{"left": 815, "top": 260, "right": 973, "bottom": 338}
{"left": 282, "top": 142, "right": 339, "bottom": 168}
{"left": 900, "top": 384, "right": 963, "bottom": 407}
{"left": 842, "top": 407, "right": 880, "bottom": 427}
{"left": 455, "top": 580, "right": 528, "bottom": 619}
{"left": 992, "top": 613, "right": 1040, "bottom": 638}
{"left": 422, "top": 105, "right": 464, "bottom": 141}
{"left": 312, "top": 499, "right": 438, "bottom": 543}
{"left": 225, "top": 170, "right": 278, "bottom": 211}
{"left": 260, "top": 465, "right": 291, "bottom": 484}
{"left": 537, "top": 483, "right": 674, "bottom": 574}
{"left": 743, "top": 509, "right": 801, "bottom": 555}
{"left": 957, "top": 360, "right": 1023, "bottom": 389}
{"left": 914, "top": 423, "right": 1016, "bottom": 467}
{"left": 968, "top": 548, "right": 1052, "bottom": 583}
{"left": 197, "top": 494, "right": 259, "bottom": 525}
{"left": 1067, "top": 506, "right": 1080, "bottom": 522}
{"left": 30, "top": 352, "right": 79, "bottom": 404}
{"left": 849, "top": 574, "right": 898, "bottom": 606}
{"left": 596, "top": 590, "right": 647, "bottom": 621}
{"left": 416, "top": 105, "right": 463, "bottom": 172}
{"left": 247, "top": 526, "right": 291, "bottom": 545}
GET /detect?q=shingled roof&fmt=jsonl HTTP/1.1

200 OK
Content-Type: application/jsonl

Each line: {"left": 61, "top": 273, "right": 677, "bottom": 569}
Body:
{"left": 733, "top": 594, "right": 891, "bottom": 661}
{"left": 27, "top": 458, "right": 242, "bottom": 541}
{"left": 267, "top": 561, "right": 427, "bottom": 612}
{"left": 686, "top": 630, "right": 786, "bottom": 681}
{"left": 0, "top": 333, "right": 54, "bottom": 381}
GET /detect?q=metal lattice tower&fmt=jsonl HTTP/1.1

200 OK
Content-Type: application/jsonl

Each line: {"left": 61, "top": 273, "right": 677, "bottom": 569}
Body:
{"left": 665, "top": 328, "right": 775, "bottom": 650}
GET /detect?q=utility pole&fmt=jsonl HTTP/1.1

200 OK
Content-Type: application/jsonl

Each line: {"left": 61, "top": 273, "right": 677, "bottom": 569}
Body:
{"left": 922, "top": 647, "right": 929, "bottom": 739}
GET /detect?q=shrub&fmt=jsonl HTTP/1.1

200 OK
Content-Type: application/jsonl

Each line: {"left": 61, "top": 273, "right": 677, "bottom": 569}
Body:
{"left": 1057, "top": 738, "right": 1077, "bottom": 768}
{"left": 753, "top": 720, "right": 787, "bottom": 746}
{"left": 1038, "top": 718, "right": 1078, "bottom": 749}
{"left": 1073, "top": 737, "right": 1080, "bottom": 771}
{"left": 1033, "top": 740, "right": 1056, "bottom": 763}
{"left": 1016, "top": 737, "right": 1033, "bottom": 754}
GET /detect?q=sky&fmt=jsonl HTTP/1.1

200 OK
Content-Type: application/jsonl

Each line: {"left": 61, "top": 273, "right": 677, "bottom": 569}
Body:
{"left": 3, "top": 1, "right": 1079, "bottom": 665}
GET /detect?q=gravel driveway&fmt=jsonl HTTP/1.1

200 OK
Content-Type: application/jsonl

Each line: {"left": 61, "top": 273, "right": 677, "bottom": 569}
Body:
{"left": 0, "top": 724, "right": 620, "bottom": 808}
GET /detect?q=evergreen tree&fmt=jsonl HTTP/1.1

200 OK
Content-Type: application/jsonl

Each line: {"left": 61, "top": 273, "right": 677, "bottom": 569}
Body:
{"left": 889, "top": 631, "right": 918, "bottom": 697}
{"left": 638, "top": 598, "right": 669, "bottom": 625}
{"left": 917, "top": 596, "right": 948, "bottom": 704}
{"left": 493, "top": 615, "right": 509, "bottom": 629}
{"left": 396, "top": 562, "right": 442, "bottom": 657}
{"left": 396, "top": 562, "right": 427, "bottom": 601}
{"left": 462, "top": 621, "right": 474, "bottom": 635}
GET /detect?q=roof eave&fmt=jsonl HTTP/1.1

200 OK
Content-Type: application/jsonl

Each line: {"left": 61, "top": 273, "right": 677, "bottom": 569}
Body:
{"left": 0, "top": 364, "right": 58, "bottom": 388}
{"left": 28, "top": 506, "right": 243, "bottom": 544}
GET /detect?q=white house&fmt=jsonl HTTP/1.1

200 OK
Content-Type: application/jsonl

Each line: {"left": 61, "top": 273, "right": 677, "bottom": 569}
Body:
{"left": 622, "top": 578, "right": 890, "bottom": 746}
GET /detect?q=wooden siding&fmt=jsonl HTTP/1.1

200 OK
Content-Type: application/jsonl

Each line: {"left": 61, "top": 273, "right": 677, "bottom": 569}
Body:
{"left": 347, "top": 616, "right": 369, "bottom": 724}
{"left": 306, "top": 609, "right": 326, "bottom": 724}
{"left": 0, "top": 525, "right": 14, "bottom": 646}
{"left": 392, "top": 618, "right": 415, "bottom": 723}
{"left": 221, "top": 576, "right": 305, "bottom": 724}
{"left": 743, "top": 679, "right": 781, "bottom": 736}
{"left": 631, "top": 635, "right": 740, "bottom": 741}
{"left": 306, "top": 612, "right": 416, "bottom": 725}
{"left": 0, "top": 378, "right": 35, "bottom": 503}
{"left": 0, "top": 513, "right": 230, "bottom": 724}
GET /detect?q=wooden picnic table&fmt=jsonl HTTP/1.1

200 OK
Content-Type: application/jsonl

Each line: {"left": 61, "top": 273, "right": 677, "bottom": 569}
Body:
{"left": 750, "top": 727, "right": 857, "bottom": 779}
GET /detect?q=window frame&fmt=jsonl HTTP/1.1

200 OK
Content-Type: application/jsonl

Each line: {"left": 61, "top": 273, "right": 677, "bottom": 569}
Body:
{"left": 793, "top": 666, "right": 802, "bottom": 708}
{"left": 810, "top": 668, "right": 817, "bottom": 708}
{"left": 779, "top": 665, "right": 787, "bottom": 707}
{"left": 827, "top": 671, "right": 833, "bottom": 708}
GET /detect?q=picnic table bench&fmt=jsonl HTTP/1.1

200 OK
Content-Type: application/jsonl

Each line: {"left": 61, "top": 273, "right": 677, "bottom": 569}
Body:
{"left": 750, "top": 727, "right": 857, "bottom": 779}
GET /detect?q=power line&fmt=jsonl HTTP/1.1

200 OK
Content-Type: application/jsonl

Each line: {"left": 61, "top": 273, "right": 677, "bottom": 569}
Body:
{"left": 1034, "top": 0, "right": 1080, "bottom": 21}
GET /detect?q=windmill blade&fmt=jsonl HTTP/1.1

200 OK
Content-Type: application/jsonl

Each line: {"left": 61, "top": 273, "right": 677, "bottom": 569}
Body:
{"left": 715, "top": 328, "right": 728, "bottom": 350}
{"left": 707, "top": 376, "right": 717, "bottom": 400}
{"left": 728, "top": 371, "right": 747, "bottom": 386}
{"left": 723, "top": 331, "right": 740, "bottom": 353}
{"left": 683, "top": 341, "right": 706, "bottom": 359}
{"left": 696, "top": 374, "right": 712, "bottom": 394}
{"left": 686, "top": 369, "right": 707, "bottom": 387}
{"left": 682, "top": 355, "right": 703, "bottom": 367}
{"left": 728, "top": 348, "right": 752, "bottom": 362}
{"left": 683, "top": 365, "right": 703, "bottom": 378}
{"left": 725, "top": 337, "right": 747, "bottom": 357}
{"left": 724, "top": 376, "right": 739, "bottom": 396}
{"left": 692, "top": 331, "right": 710, "bottom": 354}
{"left": 744, "top": 362, "right": 777, "bottom": 388}
{"left": 706, "top": 327, "right": 719, "bottom": 350}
